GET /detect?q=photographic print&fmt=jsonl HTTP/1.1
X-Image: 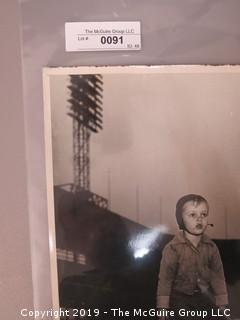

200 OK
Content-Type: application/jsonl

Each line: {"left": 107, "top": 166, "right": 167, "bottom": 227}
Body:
{"left": 43, "top": 66, "right": 240, "bottom": 319}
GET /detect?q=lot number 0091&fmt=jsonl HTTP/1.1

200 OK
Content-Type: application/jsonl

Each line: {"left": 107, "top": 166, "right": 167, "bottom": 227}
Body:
{"left": 100, "top": 36, "right": 123, "bottom": 45}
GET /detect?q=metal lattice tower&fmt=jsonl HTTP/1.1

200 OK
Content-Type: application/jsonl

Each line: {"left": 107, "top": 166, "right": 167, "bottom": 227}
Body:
{"left": 68, "top": 74, "right": 103, "bottom": 192}
{"left": 73, "top": 120, "right": 90, "bottom": 190}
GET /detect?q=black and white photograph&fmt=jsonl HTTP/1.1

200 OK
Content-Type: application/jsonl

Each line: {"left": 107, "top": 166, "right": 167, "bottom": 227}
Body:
{"left": 44, "top": 66, "right": 240, "bottom": 319}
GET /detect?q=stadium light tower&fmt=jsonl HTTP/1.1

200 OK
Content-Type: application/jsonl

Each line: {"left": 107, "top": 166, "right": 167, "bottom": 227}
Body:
{"left": 67, "top": 74, "right": 108, "bottom": 208}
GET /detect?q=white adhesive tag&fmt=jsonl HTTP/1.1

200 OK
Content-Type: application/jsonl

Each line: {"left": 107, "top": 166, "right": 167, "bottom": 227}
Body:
{"left": 65, "top": 21, "right": 141, "bottom": 52}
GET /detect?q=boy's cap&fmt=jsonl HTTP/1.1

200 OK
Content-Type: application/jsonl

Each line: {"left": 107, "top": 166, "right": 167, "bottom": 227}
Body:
{"left": 176, "top": 194, "right": 209, "bottom": 229}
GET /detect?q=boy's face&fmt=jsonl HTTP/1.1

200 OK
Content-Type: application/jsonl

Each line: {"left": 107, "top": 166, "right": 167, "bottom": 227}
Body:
{"left": 182, "top": 200, "right": 209, "bottom": 235}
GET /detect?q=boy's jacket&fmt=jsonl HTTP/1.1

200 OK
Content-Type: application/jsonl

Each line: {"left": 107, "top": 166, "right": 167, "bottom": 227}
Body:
{"left": 157, "top": 231, "right": 228, "bottom": 308}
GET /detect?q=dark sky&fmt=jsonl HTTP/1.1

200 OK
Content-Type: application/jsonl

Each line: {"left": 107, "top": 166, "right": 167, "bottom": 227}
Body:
{"left": 50, "top": 68, "right": 240, "bottom": 239}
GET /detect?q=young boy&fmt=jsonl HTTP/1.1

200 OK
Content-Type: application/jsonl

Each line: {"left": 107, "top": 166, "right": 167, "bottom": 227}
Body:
{"left": 156, "top": 194, "right": 229, "bottom": 319}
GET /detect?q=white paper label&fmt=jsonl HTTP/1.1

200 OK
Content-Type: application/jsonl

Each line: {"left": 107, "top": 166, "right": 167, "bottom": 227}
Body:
{"left": 65, "top": 21, "right": 141, "bottom": 52}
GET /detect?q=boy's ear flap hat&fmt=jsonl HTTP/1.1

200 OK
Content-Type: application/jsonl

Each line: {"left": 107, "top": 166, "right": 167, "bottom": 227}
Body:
{"left": 175, "top": 194, "right": 208, "bottom": 230}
